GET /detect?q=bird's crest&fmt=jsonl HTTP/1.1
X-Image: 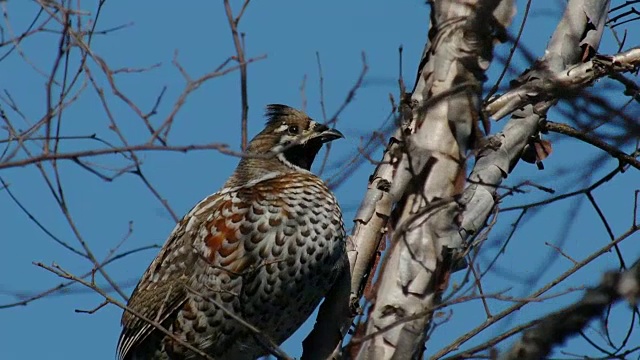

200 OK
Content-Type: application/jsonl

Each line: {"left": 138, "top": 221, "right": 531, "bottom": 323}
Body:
{"left": 265, "top": 104, "right": 308, "bottom": 126}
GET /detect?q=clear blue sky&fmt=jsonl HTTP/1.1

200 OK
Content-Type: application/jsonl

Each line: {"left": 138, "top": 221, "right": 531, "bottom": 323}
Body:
{"left": 2, "top": 1, "right": 639, "bottom": 359}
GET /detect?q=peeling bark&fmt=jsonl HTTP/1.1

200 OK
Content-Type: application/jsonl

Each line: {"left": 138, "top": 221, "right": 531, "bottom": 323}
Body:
{"left": 354, "top": 1, "right": 515, "bottom": 358}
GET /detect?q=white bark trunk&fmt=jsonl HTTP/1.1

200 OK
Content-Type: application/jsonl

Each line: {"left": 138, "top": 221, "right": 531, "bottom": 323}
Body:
{"left": 355, "top": 1, "right": 515, "bottom": 358}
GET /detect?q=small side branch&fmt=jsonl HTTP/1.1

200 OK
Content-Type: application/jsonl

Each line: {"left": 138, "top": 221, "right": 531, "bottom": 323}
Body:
{"left": 502, "top": 254, "right": 640, "bottom": 360}
{"left": 542, "top": 121, "right": 640, "bottom": 170}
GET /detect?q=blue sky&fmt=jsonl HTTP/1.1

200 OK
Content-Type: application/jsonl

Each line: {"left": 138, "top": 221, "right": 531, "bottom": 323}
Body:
{"left": 1, "top": 1, "right": 639, "bottom": 359}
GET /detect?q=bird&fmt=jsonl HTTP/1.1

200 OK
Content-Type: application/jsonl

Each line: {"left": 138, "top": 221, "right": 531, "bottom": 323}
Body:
{"left": 117, "top": 104, "right": 346, "bottom": 360}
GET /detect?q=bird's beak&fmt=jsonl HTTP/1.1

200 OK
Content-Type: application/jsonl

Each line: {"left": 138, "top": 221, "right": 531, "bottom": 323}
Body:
{"left": 312, "top": 124, "right": 344, "bottom": 143}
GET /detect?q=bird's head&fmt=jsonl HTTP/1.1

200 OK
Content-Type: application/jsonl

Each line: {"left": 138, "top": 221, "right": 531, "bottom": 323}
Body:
{"left": 226, "top": 104, "right": 343, "bottom": 187}
{"left": 252, "top": 104, "right": 343, "bottom": 170}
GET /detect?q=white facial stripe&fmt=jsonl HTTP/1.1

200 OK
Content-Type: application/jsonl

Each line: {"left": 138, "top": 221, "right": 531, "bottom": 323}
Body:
{"left": 280, "top": 134, "right": 301, "bottom": 143}
{"left": 277, "top": 153, "right": 311, "bottom": 173}
{"left": 275, "top": 123, "right": 289, "bottom": 133}
{"left": 270, "top": 143, "right": 285, "bottom": 153}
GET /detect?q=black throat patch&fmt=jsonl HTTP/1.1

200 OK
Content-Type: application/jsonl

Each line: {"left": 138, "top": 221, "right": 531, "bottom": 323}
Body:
{"left": 282, "top": 139, "right": 323, "bottom": 170}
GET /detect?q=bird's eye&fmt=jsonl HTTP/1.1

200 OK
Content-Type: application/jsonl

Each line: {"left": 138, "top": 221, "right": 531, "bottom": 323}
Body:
{"left": 288, "top": 125, "right": 299, "bottom": 134}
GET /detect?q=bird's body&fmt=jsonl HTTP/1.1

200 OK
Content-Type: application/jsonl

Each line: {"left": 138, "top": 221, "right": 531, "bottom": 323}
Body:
{"left": 117, "top": 105, "right": 346, "bottom": 360}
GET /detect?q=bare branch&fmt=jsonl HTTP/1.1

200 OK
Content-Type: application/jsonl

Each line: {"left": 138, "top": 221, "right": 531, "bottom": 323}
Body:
{"left": 486, "top": 47, "right": 640, "bottom": 120}
{"left": 542, "top": 120, "right": 640, "bottom": 170}
{"left": 502, "top": 254, "right": 640, "bottom": 360}
{"left": 224, "top": 0, "right": 251, "bottom": 151}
